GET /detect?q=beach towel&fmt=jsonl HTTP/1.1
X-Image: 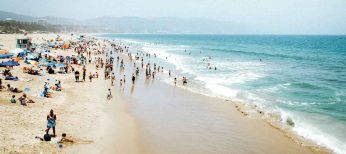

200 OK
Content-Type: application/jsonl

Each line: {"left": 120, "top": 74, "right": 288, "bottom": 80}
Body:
{"left": 5, "top": 76, "right": 18, "bottom": 80}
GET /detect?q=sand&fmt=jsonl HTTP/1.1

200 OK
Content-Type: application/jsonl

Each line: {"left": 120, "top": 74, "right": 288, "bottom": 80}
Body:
{"left": 0, "top": 33, "right": 330, "bottom": 154}
{"left": 0, "top": 33, "right": 139, "bottom": 153}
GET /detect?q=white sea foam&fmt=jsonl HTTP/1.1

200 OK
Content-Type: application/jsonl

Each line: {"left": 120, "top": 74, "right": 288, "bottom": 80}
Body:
{"left": 279, "top": 110, "right": 346, "bottom": 154}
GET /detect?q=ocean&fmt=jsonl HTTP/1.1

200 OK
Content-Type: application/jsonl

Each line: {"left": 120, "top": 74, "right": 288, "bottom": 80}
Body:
{"left": 99, "top": 34, "right": 346, "bottom": 154}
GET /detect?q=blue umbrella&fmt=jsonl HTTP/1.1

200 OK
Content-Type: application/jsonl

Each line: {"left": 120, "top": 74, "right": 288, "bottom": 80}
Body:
{"left": 48, "top": 42, "right": 55, "bottom": 47}
{"left": 55, "top": 63, "right": 65, "bottom": 68}
{"left": 47, "top": 61, "right": 57, "bottom": 67}
{"left": 0, "top": 53, "right": 14, "bottom": 59}
{"left": 0, "top": 61, "right": 20, "bottom": 67}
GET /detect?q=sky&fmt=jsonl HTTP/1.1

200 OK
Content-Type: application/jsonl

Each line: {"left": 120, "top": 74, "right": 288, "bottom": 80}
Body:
{"left": 1, "top": 0, "right": 346, "bottom": 34}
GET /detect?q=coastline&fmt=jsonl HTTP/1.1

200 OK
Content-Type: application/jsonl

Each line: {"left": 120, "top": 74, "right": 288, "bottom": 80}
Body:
{"left": 0, "top": 33, "right": 331, "bottom": 154}
{"left": 107, "top": 39, "right": 329, "bottom": 154}
{"left": 130, "top": 78, "right": 327, "bottom": 154}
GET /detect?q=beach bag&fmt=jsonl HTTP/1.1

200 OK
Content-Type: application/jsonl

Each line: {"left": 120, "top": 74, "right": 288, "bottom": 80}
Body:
{"left": 44, "top": 134, "right": 51, "bottom": 141}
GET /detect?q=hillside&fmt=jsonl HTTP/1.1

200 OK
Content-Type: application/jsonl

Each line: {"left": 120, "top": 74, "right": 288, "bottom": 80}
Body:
{"left": 0, "top": 10, "right": 248, "bottom": 34}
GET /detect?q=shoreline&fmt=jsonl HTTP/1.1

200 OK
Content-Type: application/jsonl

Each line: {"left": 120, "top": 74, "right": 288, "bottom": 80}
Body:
{"left": 133, "top": 80, "right": 328, "bottom": 154}
{"left": 0, "top": 33, "right": 331, "bottom": 154}
{"left": 98, "top": 35, "right": 330, "bottom": 154}
{"left": 97, "top": 35, "right": 332, "bottom": 154}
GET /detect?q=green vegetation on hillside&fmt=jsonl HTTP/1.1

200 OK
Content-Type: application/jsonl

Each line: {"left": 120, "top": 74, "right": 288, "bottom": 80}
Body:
{"left": 0, "top": 20, "right": 99, "bottom": 33}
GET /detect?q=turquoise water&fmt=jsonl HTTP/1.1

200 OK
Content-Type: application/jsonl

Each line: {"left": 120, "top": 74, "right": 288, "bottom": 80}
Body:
{"left": 100, "top": 34, "right": 346, "bottom": 154}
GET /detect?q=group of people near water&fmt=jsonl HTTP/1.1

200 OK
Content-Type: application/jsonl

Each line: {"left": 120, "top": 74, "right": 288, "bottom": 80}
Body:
{"left": 2, "top": 35, "right": 193, "bottom": 150}
{"left": 107, "top": 42, "right": 192, "bottom": 91}
{"left": 80, "top": 40, "right": 195, "bottom": 100}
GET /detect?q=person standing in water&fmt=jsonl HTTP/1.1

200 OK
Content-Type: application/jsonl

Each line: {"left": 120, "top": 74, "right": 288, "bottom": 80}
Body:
{"left": 46, "top": 109, "right": 57, "bottom": 137}
{"left": 132, "top": 73, "right": 136, "bottom": 84}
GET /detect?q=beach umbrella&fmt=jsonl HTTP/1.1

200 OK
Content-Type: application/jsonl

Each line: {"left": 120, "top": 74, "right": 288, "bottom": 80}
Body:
{"left": 47, "top": 61, "right": 57, "bottom": 67}
{"left": 55, "top": 63, "right": 65, "bottom": 68}
{"left": 0, "top": 61, "right": 20, "bottom": 67}
{"left": 27, "top": 54, "right": 35, "bottom": 60}
{"left": 48, "top": 42, "right": 55, "bottom": 47}
{"left": 18, "top": 50, "right": 27, "bottom": 57}
{"left": 10, "top": 48, "right": 24, "bottom": 55}
{"left": 0, "top": 53, "right": 14, "bottom": 59}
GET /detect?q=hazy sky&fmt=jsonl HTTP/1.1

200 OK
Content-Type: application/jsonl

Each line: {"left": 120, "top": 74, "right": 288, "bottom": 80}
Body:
{"left": 1, "top": 0, "right": 346, "bottom": 34}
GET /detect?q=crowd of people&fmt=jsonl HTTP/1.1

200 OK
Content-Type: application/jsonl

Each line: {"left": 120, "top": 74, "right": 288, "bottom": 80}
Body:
{"left": 1, "top": 34, "right": 191, "bottom": 151}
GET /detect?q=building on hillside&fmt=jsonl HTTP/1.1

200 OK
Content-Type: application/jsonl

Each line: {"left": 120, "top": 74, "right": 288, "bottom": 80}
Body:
{"left": 5, "top": 18, "right": 14, "bottom": 21}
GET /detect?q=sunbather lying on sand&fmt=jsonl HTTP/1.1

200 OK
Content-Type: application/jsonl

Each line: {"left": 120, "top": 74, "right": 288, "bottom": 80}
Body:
{"left": 23, "top": 67, "right": 40, "bottom": 75}
{"left": 35, "top": 132, "right": 74, "bottom": 144}
{"left": 58, "top": 133, "right": 74, "bottom": 143}
{"left": 5, "top": 75, "right": 18, "bottom": 80}
{"left": 7, "top": 84, "right": 22, "bottom": 93}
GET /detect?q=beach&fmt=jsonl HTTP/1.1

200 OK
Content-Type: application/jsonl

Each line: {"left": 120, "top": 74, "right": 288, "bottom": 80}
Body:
{"left": 0, "top": 33, "right": 330, "bottom": 154}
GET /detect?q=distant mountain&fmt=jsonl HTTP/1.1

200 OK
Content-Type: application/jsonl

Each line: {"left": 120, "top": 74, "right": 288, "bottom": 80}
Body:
{"left": 40, "top": 16, "right": 80, "bottom": 25}
{"left": 0, "top": 10, "right": 251, "bottom": 34}
{"left": 0, "top": 11, "right": 36, "bottom": 21}
{"left": 83, "top": 16, "right": 251, "bottom": 34}
{"left": 0, "top": 10, "right": 80, "bottom": 25}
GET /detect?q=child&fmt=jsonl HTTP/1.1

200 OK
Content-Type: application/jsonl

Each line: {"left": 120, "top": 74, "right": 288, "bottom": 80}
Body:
{"left": 10, "top": 95, "right": 16, "bottom": 103}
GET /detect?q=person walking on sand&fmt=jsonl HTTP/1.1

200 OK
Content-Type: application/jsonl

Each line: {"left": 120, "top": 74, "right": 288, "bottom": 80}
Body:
{"left": 89, "top": 72, "right": 93, "bottom": 82}
{"left": 82, "top": 67, "right": 86, "bottom": 82}
{"left": 46, "top": 109, "right": 57, "bottom": 137}
{"left": 75, "top": 70, "right": 80, "bottom": 82}
{"left": 107, "top": 89, "right": 112, "bottom": 100}
{"left": 111, "top": 73, "right": 115, "bottom": 86}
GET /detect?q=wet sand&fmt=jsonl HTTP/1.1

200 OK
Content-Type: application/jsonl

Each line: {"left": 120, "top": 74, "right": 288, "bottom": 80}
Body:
{"left": 0, "top": 33, "right": 329, "bottom": 154}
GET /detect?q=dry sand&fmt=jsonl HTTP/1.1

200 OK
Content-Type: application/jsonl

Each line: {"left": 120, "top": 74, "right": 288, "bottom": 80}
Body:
{"left": 0, "top": 33, "right": 140, "bottom": 153}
